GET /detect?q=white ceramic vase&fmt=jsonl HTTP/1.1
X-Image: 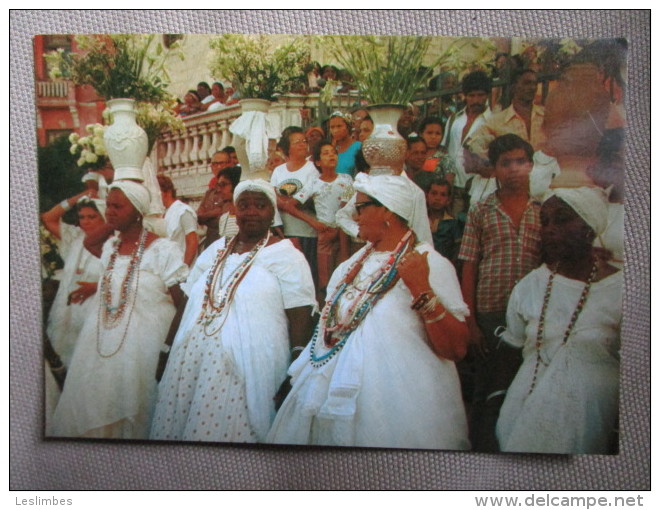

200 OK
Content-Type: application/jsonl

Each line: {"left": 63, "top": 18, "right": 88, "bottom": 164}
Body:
{"left": 103, "top": 98, "right": 148, "bottom": 181}
{"left": 362, "top": 104, "right": 406, "bottom": 176}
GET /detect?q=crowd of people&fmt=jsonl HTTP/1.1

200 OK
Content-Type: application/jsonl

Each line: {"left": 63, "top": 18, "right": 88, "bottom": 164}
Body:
{"left": 43, "top": 43, "right": 625, "bottom": 454}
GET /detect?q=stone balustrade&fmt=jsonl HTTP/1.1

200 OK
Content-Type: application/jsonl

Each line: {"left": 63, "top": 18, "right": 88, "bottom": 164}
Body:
{"left": 155, "top": 93, "right": 335, "bottom": 205}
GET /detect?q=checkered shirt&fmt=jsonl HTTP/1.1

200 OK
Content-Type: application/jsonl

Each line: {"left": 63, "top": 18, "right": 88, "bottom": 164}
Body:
{"left": 458, "top": 193, "right": 542, "bottom": 313}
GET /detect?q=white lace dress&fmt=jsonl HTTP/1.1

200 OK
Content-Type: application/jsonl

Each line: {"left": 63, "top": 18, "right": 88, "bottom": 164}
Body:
{"left": 267, "top": 243, "right": 471, "bottom": 450}
{"left": 496, "top": 264, "right": 622, "bottom": 454}
{"left": 45, "top": 222, "right": 104, "bottom": 433}
{"left": 150, "top": 238, "right": 316, "bottom": 443}
{"left": 50, "top": 237, "right": 188, "bottom": 439}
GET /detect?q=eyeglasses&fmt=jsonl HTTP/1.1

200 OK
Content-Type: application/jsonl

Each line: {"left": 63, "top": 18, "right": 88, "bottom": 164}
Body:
{"left": 355, "top": 200, "right": 381, "bottom": 214}
{"left": 211, "top": 160, "right": 230, "bottom": 166}
{"left": 291, "top": 138, "right": 308, "bottom": 145}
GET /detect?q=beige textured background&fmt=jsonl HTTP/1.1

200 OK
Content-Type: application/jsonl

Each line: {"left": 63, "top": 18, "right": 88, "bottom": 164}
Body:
{"left": 10, "top": 10, "right": 650, "bottom": 490}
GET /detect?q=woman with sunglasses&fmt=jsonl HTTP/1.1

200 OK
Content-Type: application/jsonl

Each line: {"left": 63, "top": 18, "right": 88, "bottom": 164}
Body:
{"left": 268, "top": 173, "right": 470, "bottom": 450}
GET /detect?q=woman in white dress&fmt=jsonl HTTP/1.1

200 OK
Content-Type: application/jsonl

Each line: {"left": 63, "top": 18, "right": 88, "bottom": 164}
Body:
{"left": 492, "top": 187, "right": 621, "bottom": 454}
{"left": 51, "top": 181, "right": 189, "bottom": 439}
{"left": 41, "top": 191, "right": 106, "bottom": 432}
{"left": 267, "top": 173, "right": 471, "bottom": 450}
{"left": 157, "top": 174, "right": 199, "bottom": 267}
{"left": 150, "top": 180, "right": 316, "bottom": 443}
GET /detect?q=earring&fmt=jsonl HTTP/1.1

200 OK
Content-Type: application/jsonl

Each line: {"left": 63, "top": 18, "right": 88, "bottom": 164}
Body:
{"left": 385, "top": 220, "right": 390, "bottom": 228}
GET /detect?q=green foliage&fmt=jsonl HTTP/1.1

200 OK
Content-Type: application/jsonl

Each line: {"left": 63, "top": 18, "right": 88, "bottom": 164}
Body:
{"left": 38, "top": 135, "right": 86, "bottom": 213}
{"left": 209, "top": 35, "right": 310, "bottom": 101}
{"left": 325, "top": 35, "right": 498, "bottom": 104}
{"left": 326, "top": 36, "right": 436, "bottom": 105}
{"left": 45, "top": 34, "right": 184, "bottom": 101}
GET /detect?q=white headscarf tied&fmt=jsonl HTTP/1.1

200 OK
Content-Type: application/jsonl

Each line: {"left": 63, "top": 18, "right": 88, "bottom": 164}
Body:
{"left": 109, "top": 180, "right": 151, "bottom": 216}
{"left": 233, "top": 179, "right": 282, "bottom": 227}
{"left": 77, "top": 197, "right": 106, "bottom": 220}
{"left": 549, "top": 186, "right": 609, "bottom": 236}
{"left": 353, "top": 173, "right": 415, "bottom": 223}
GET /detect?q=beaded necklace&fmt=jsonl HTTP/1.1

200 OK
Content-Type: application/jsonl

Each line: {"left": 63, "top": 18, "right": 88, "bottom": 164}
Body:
{"left": 197, "top": 232, "right": 270, "bottom": 336}
{"left": 528, "top": 262, "right": 598, "bottom": 395}
{"left": 96, "top": 228, "right": 148, "bottom": 358}
{"left": 309, "top": 230, "right": 415, "bottom": 368}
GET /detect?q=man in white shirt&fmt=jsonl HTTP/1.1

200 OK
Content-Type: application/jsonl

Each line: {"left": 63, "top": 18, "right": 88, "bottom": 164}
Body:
{"left": 441, "top": 71, "right": 492, "bottom": 214}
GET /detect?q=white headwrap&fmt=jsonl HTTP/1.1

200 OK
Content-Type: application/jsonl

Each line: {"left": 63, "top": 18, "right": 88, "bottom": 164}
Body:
{"left": 350, "top": 172, "right": 432, "bottom": 243}
{"left": 353, "top": 173, "right": 415, "bottom": 222}
{"left": 109, "top": 180, "right": 151, "bottom": 216}
{"left": 233, "top": 179, "right": 283, "bottom": 227}
{"left": 77, "top": 197, "right": 106, "bottom": 220}
{"left": 548, "top": 186, "right": 609, "bottom": 236}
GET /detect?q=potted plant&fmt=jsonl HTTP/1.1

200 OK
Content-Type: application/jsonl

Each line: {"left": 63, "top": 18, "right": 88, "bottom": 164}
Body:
{"left": 324, "top": 36, "right": 439, "bottom": 174}
{"left": 208, "top": 35, "right": 310, "bottom": 173}
{"left": 45, "top": 34, "right": 182, "bottom": 180}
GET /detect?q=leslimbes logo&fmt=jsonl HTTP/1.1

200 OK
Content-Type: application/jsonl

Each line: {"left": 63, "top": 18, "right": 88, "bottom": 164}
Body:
{"left": 15, "top": 496, "right": 73, "bottom": 506}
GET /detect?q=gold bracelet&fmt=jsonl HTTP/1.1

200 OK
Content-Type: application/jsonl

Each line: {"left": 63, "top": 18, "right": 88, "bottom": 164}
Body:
{"left": 424, "top": 309, "right": 447, "bottom": 324}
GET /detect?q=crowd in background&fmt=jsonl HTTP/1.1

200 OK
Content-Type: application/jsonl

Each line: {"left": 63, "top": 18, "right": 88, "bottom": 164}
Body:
{"left": 42, "top": 40, "right": 626, "bottom": 454}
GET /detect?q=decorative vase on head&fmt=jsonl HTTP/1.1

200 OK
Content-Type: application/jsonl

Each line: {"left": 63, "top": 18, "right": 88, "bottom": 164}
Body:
{"left": 362, "top": 104, "right": 406, "bottom": 176}
{"left": 103, "top": 98, "right": 148, "bottom": 181}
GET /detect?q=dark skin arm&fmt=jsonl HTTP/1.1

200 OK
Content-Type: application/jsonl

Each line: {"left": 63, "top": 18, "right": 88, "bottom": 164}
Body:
{"left": 41, "top": 190, "right": 92, "bottom": 239}
{"left": 461, "top": 260, "right": 486, "bottom": 356}
{"left": 155, "top": 287, "right": 187, "bottom": 382}
{"left": 273, "top": 305, "right": 314, "bottom": 410}
{"left": 398, "top": 251, "right": 469, "bottom": 362}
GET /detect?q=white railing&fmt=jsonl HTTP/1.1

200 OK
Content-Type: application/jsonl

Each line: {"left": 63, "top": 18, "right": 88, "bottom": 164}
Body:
{"left": 36, "top": 80, "right": 71, "bottom": 98}
{"left": 155, "top": 93, "right": 354, "bottom": 203}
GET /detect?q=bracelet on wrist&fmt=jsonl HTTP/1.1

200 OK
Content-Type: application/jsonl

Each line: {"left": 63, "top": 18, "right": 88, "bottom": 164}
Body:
{"left": 59, "top": 199, "right": 72, "bottom": 212}
{"left": 411, "top": 291, "right": 433, "bottom": 311}
{"left": 485, "top": 390, "right": 507, "bottom": 402}
{"left": 160, "top": 344, "right": 171, "bottom": 354}
{"left": 424, "top": 309, "right": 447, "bottom": 324}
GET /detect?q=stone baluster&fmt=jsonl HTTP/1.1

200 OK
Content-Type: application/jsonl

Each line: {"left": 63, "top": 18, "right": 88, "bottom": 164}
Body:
{"left": 199, "top": 124, "right": 211, "bottom": 162}
{"left": 181, "top": 133, "right": 192, "bottom": 167}
{"left": 162, "top": 134, "right": 174, "bottom": 168}
{"left": 220, "top": 119, "right": 231, "bottom": 149}
{"left": 209, "top": 127, "right": 221, "bottom": 158}
{"left": 171, "top": 135, "right": 182, "bottom": 167}
{"left": 188, "top": 126, "right": 200, "bottom": 166}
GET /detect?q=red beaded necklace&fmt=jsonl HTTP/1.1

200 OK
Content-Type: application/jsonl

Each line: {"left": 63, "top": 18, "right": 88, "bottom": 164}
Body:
{"left": 96, "top": 228, "right": 148, "bottom": 358}
{"left": 528, "top": 262, "right": 598, "bottom": 395}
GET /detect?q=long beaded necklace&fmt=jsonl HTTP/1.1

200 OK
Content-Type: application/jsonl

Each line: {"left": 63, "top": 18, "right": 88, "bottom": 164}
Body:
{"left": 309, "top": 230, "right": 415, "bottom": 368}
{"left": 197, "top": 232, "right": 270, "bottom": 336}
{"left": 528, "top": 262, "right": 598, "bottom": 395}
{"left": 96, "top": 228, "right": 148, "bottom": 358}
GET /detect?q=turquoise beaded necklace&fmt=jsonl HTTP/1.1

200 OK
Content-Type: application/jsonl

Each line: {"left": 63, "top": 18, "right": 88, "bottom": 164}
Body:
{"left": 310, "top": 230, "right": 415, "bottom": 368}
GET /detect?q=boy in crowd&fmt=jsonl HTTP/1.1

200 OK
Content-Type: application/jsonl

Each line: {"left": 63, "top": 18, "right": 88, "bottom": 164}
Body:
{"left": 414, "top": 173, "right": 464, "bottom": 268}
{"left": 279, "top": 141, "right": 353, "bottom": 301}
{"left": 458, "top": 133, "right": 542, "bottom": 451}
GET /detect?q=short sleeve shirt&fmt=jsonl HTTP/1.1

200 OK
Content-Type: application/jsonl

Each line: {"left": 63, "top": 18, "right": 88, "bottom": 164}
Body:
{"left": 458, "top": 193, "right": 542, "bottom": 314}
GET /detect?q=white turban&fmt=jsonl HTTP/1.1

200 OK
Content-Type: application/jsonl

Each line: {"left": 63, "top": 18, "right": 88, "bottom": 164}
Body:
{"left": 233, "top": 179, "right": 283, "bottom": 227}
{"left": 77, "top": 197, "right": 106, "bottom": 220}
{"left": 109, "top": 180, "right": 151, "bottom": 216}
{"left": 353, "top": 173, "right": 415, "bottom": 222}
{"left": 549, "top": 186, "right": 609, "bottom": 236}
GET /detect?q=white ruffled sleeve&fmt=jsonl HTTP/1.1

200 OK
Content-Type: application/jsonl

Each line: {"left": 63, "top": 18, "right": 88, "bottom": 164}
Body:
{"left": 264, "top": 240, "right": 317, "bottom": 311}
{"left": 152, "top": 238, "right": 189, "bottom": 288}
{"left": 421, "top": 244, "right": 470, "bottom": 321}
